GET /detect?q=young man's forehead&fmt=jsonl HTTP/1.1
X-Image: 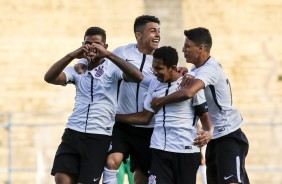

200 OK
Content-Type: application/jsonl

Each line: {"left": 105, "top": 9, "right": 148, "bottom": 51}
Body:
{"left": 85, "top": 35, "right": 104, "bottom": 44}
{"left": 144, "top": 22, "right": 160, "bottom": 30}
{"left": 152, "top": 58, "right": 164, "bottom": 66}
{"left": 184, "top": 38, "right": 196, "bottom": 45}
{"left": 85, "top": 35, "right": 103, "bottom": 40}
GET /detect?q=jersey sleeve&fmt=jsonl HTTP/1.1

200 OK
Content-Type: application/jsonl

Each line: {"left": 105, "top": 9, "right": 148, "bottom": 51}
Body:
{"left": 77, "top": 58, "right": 88, "bottom": 65}
{"left": 194, "top": 64, "right": 219, "bottom": 87}
{"left": 192, "top": 89, "right": 206, "bottom": 106}
{"left": 112, "top": 46, "right": 122, "bottom": 55}
{"left": 62, "top": 66, "right": 76, "bottom": 85}
{"left": 143, "top": 79, "right": 158, "bottom": 112}
{"left": 106, "top": 59, "right": 123, "bottom": 80}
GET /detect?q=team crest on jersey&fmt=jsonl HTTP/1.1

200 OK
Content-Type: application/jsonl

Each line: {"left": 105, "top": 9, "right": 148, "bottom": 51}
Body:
{"left": 148, "top": 175, "right": 157, "bottom": 184}
{"left": 95, "top": 65, "right": 104, "bottom": 77}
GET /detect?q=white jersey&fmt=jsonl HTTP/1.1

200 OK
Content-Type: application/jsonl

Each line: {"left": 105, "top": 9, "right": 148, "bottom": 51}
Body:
{"left": 114, "top": 44, "right": 155, "bottom": 128}
{"left": 63, "top": 58, "right": 123, "bottom": 135}
{"left": 144, "top": 77, "right": 207, "bottom": 153}
{"left": 191, "top": 56, "right": 244, "bottom": 139}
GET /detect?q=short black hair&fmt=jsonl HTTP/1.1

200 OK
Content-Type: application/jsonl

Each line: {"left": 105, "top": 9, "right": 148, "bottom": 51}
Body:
{"left": 84, "top": 27, "right": 106, "bottom": 43}
{"left": 153, "top": 46, "right": 178, "bottom": 67}
{"left": 134, "top": 15, "right": 160, "bottom": 32}
{"left": 184, "top": 27, "right": 212, "bottom": 51}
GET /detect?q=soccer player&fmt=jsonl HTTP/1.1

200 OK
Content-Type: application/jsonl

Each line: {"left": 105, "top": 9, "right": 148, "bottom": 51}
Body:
{"left": 101, "top": 15, "right": 161, "bottom": 184}
{"left": 150, "top": 27, "right": 250, "bottom": 184}
{"left": 115, "top": 46, "right": 213, "bottom": 184}
{"left": 44, "top": 27, "right": 143, "bottom": 184}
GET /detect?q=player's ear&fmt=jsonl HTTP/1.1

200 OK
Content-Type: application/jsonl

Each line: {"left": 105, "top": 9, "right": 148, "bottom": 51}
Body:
{"left": 199, "top": 44, "right": 206, "bottom": 52}
{"left": 171, "top": 65, "right": 178, "bottom": 71}
{"left": 135, "top": 32, "right": 142, "bottom": 40}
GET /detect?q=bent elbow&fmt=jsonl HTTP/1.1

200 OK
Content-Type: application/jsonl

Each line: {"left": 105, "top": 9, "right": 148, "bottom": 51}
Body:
{"left": 44, "top": 74, "right": 55, "bottom": 84}
{"left": 140, "top": 118, "right": 150, "bottom": 125}
{"left": 132, "top": 73, "right": 144, "bottom": 83}
{"left": 123, "top": 73, "right": 143, "bottom": 83}
{"left": 140, "top": 113, "right": 153, "bottom": 125}
{"left": 44, "top": 75, "right": 51, "bottom": 83}
{"left": 137, "top": 73, "right": 144, "bottom": 83}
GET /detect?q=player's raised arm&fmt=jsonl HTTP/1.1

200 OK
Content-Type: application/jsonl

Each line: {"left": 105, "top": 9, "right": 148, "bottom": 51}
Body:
{"left": 150, "top": 79, "right": 205, "bottom": 112}
{"left": 44, "top": 44, "right": 90, "bottom": 85}
{"left": 90, "top": 43, "right": 143, "bottom": 83}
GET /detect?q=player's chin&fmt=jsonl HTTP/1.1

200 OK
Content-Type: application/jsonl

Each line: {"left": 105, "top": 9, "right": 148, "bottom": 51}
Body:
{"left": 90, "top": 56, "right": 101, "bottom": 63}
{"left": 150, "top": 43, "right": 159, "bottom": 50}
{"left": 185, "top": 57, "right": 191, "bottom": 63}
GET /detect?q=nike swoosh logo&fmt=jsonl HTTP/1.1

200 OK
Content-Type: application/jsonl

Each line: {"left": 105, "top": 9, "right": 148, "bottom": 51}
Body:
{"left": 93, "top": 177, "right": 100, "bottom": 182}
{"left": 125, "top": 59, "right": 133, "bottom": 61}
{"left": 224, "top": 175, "right": 233, "bottom": 180}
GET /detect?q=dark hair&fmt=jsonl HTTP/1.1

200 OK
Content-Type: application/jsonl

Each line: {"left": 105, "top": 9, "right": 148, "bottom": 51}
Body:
{"left": 84, "top": 27, "right": 106, "bottom": 43}
{"left": 134, "top": 15, "right": 160, "bottom": 32}
{"left": 153, "top": 46, "right": 178, "bottom": 67}
{"left": 184, "top": 27, "right": 212, "bottom": 51}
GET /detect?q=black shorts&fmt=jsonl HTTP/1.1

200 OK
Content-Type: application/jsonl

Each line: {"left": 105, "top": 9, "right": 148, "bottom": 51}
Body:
{"left": 206, "top": 128, "right": 250, "bottom": 184}
{"left": 109, "top": 123, "right": 153, "bottom": 176}
{"left": 51, "top": 128, "right": 111, "bottom": 183}
{"left": 148, "top": 149, "right": 201, "bottom": 184}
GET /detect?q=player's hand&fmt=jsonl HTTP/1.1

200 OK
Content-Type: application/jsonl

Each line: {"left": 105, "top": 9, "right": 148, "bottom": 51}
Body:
{"left": 69, "top": 44, "right": 92, "bottom": 60}
{"left": 150, "top": 97, "right": 163, "bottom": 113}
{"left": 193, "top": 130, "right": 212, "bottom": 147}
{"left": 180, "top": 74, "right": 195, "bottom": 88}
{"left": 177, "top": 66, "right": 188, "bottom": 76}
{"left": 84, "top": 44, "right": 98, "bottom": 62}
{"left": 89, "top": 43, "right": 110, "bottom": 59}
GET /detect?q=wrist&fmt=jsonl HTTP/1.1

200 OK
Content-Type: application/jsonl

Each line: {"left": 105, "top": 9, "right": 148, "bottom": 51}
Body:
{"left": 206, "top": 130, "right": 213, "bottom": 139}
{"left": 105, "top": 51, "right": 114, "bottom": 59}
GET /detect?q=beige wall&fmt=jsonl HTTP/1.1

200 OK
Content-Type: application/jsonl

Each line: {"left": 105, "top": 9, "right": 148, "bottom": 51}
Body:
{"left": 0, "top": 0, "right": 145, "bottom": 113}
{"left": 0, "top": 0, "right": 282, "bottom": 183}
{"left": 0, "top": 0, "right": 281, "bottom": 113}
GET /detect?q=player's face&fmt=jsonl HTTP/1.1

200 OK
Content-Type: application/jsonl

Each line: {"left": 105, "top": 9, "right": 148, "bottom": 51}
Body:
{"left": 138, "top": 22, "right": 160, "bottom": 51}
{"left": 152, "top": 58, "right": 172, "bottom": 83}
{"left": 83, "top": 35, "right": 106, "bottom": 47}
{"left": 83, "top": 35, "right": 108, "bottom": 62}
{"left": 182, "top": 38, "right": 201, "bottom": 65}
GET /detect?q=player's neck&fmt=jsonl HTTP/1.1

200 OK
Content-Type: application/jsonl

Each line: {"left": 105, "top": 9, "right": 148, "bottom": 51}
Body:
{"left": 88, "top": 58, "right": 105, "bottom": 71}
{"left": 195, "top": 54, "right": 210, "bottom": 68}
{"left": 136, "top": 44, "right": 154, "bottom": 55}
{"left": 167, "top": 72, "right": 182, "bottom": 83}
